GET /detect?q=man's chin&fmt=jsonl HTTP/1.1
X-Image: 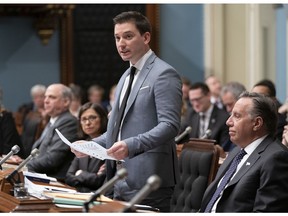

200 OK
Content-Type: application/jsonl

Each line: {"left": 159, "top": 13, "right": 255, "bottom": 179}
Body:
{"left": 121, "top": 57, "right": 130, "bottom": 62}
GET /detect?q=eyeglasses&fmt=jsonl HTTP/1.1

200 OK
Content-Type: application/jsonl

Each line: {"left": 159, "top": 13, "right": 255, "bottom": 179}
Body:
{"left": 190, "top": 95, "right": 205, "bottom": 103}
{"left": 80, "top": 115, "right": 98, "bottom": 124}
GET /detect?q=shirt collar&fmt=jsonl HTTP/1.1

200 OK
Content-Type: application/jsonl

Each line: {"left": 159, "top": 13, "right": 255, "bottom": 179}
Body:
{"left": 200, "top": 104, "right": 213, "bottom": 119}
{"left": 50, "top": 116, "right": 58, "bottom": 125}
{"left": 243, "top": 135, "right": 268, "bottom": 155}
{"left": 130, "top": 49, "right": 153, "bottom": 72}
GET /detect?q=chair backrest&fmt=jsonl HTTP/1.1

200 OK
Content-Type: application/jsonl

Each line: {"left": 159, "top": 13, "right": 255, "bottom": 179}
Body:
{"left": 171, "top": 138, "right": 220, "bottom": 212}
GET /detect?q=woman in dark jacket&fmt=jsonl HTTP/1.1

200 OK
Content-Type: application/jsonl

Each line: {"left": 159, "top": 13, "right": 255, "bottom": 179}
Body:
{"left": 65, "top": 102, "right": 108, "bottom": 192}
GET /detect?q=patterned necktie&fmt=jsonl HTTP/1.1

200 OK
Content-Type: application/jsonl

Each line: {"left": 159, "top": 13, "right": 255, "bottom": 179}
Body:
{"left": 204, "top": 149, "right": 247, "bottom": 212}
{"left": 111, "top": 66, "right": 136, "bottom": 143}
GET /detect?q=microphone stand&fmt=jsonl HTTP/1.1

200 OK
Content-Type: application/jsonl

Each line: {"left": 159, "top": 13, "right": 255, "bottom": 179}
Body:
{"left": 83, "top": 168, "right": 128, "bottom": 212}
{"left": 5, "top": 170, "right": 21, "bottom": 186}
{"left": 83, "top": 191, "right": 101, "bottom": 213}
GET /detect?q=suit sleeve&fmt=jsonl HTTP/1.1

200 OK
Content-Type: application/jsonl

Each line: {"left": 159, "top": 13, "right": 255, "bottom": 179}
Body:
{"left": 254, "top": 150, "right": 288, "bottom": 212}
{"left": 27, "top": 118, "right": 78, "bottom": 173}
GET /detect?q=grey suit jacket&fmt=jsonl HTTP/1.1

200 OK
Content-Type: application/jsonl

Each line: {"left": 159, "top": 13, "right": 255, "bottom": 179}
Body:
{"left": 93, "top": 52, "right": 182, "bottom": 189}
{"left": 200, "top": 136, "right": 288, "bottom": 212}
{"left": 27, "top": 111, "right": 78, "bottom": 180}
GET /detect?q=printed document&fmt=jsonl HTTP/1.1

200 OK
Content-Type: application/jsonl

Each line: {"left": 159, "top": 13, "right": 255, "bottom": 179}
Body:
{"left": 56, "top": 129, "right": 118, "bottom": 161}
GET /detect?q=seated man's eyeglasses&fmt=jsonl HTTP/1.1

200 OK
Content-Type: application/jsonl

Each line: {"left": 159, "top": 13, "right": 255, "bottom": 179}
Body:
{"left": 190, "top": 95, "right": 205, "bottom": 103}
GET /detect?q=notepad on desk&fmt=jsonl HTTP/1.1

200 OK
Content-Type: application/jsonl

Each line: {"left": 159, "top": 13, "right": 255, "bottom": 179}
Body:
{"left": 43, "top": 191, "right": 112, "bottom": 202}
{"left": 44, "top": 191, "right": 112, "bottom": 207}
{"left": 23, "top": 171, "right": 57, "bottom": 183}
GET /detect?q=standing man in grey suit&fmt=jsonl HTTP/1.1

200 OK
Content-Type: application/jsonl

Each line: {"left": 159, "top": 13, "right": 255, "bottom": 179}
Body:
{"left": 27, "top": 83, "right": 78, "bottom": 181}
{"left": 200, "top": 91, "right": 288, "bottom": 212}
{"left": 72, "top": 11, "right": 182, "bottom": 212}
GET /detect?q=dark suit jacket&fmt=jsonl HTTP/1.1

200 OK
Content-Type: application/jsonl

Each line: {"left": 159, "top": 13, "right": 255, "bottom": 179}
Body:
{"left": 0, "top": 110, "right": 25, "bottom": 158}
{"left": 65, "top": 156, "right": 106, "bottom": 192}
{"left": 27, "top": 111, "right": 78, "bottom": 181}
{"left": 200, "top": 136, "right": 288, "bottom": 212}
{"left": 181, "top": 105, "right": 230, "bottom": 150}
{"left": 93, "top": 52, "right": 182, "bottom": 190}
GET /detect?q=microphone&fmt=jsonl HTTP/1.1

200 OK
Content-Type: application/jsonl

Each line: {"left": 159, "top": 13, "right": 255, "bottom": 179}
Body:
{"left": 0, "top": 145, "right": 20, "bottom": 168}
{"left": 175, "top": 126, "right": 192, "bottom": 144}
{"left": 83, "top": 168, "right": 128, "bottom": 212}
{"left": 5, "top": 148, "right": 39, "bottom": 184}
{"left": 201, "top": 129, "right": 212, "bottom": 139}
{"left": 122, "top": 175, "right": 162, "bottom": 212}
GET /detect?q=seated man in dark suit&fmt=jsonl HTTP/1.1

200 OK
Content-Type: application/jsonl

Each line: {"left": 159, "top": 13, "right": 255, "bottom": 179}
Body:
{"left": 27, "top": 83, "right": 78, "bottom": 181}
{"left": 181, "top": 82, "right": 231, "bottom": 151}
{"left": 200, "top": 92, "right": 288, "bottom": 212}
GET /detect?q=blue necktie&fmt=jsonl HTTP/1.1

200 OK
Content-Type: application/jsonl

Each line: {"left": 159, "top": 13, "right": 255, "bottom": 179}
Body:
{"left": 111, "top": 66, "right": 136, "bottom": 143}
{"left": 204, "top": 149, "right": 247, "bottom": 212}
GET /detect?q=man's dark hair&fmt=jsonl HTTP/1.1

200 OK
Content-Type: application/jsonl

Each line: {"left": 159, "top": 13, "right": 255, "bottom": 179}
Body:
{"left": 113, "top": 11, "right": 151, "bottom": 35}
{"left": 253, "top": 79, "right": 276, "bottom": 97}
{"left": 190, "top": 82, "right": 210, "bottom": 95}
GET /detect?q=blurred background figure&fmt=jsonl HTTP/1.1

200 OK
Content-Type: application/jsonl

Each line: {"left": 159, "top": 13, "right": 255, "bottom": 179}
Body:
{"left": 0, "top": 86, "right": 25, "bottom": 161}
{"left": 278, "top": 97, "right": 288, "bottom": 121}
{"left": 16, "top": 84, "right": 47, "bottom": 134}
{"left": 181, "top": 82, "right": 230, "bottom": 151}
{"left": 69, "top": 83, "right": 84, "bottom": 118}
{"left": 180, "top": 77, "right": 193, "bottom": 130}
{"left": 66, "top": 102, "right": 108, "bottom": 192}
{"left": 181, "top": 77, "right": 192, "bottom": 111}
{"left": 205, "top": 75, "right": 223, "bottom": 109}
{"left": 20, "top": 84, "right": 49, "bottom": 158}
{"left": 282, "top": 125, "right": 288, "bottom": 147}
{"left": 87, "top": 84, "right": 109, "bottom": 111}
{"left": 220, "top": 81, "right": 246, "bottom": 114}
{"left": 251, "top": 79, "right": 287, "bottom": 141}
{"left": 105, "top": 84, "right": 117, "bottom": 114}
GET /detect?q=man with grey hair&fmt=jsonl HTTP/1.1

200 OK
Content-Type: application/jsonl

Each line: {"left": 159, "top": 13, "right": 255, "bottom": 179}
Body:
{"left": 21, "top": 84, "right": 48, "bottom": 157}
{"left": 221, "top": 81, "right": 246, "bottom": 114}
{"left": 201, "top": 92, "right": 288, "bottom": 212}
{"left": 27, "top": 83, "right": 78, "bottom": 181}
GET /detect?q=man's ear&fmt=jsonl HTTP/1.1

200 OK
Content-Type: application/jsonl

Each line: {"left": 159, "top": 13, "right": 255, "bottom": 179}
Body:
{"left": 143, "top": 32, "right": 151, "bottom": 44}
{"left": 253, "top": 116, "right": 263, "bottom": 131}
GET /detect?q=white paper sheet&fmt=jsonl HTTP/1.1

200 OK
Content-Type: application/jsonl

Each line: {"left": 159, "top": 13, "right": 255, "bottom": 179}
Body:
{"left": 55, "top": 128, "right": 119, "bottom": 161}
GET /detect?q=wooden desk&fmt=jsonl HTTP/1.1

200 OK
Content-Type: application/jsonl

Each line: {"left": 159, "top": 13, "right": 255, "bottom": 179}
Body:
{"left": 0, "top": 191, "right": 54, "bottom": 212}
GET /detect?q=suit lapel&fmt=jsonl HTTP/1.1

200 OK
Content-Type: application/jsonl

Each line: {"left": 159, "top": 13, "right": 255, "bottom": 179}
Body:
{"left": 226, "top": 136, "right": 271, "bottom": 187}
{"left": 208, "top": 106, "right": 217, "bottom": 132}
{"left": 123, "top": 53, "right": 156, "bottom": 117}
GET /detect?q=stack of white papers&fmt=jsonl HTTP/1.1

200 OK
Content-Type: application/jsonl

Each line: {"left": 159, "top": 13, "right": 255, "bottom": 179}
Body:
{"left": 56, "top": 129, "right": 121, "bottom": 161}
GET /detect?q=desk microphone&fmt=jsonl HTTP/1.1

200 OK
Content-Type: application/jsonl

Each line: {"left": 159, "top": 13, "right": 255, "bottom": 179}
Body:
{"left": 5, "top": 148, "right": 39, "bottom": 184}
{"left": 175, "top": 126, "right": 192, "bottom": 144}
{"left": 83, "top": 168, "right": 128, "bottom": 212}
{"left": 122, "top": 175, "right": 162, "bottom": 212}
{"left": 201, "top": 129, "right": 212, "bottom": 139}
{"left": 0, "top": 145, "right": 20, "bottom": 168}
